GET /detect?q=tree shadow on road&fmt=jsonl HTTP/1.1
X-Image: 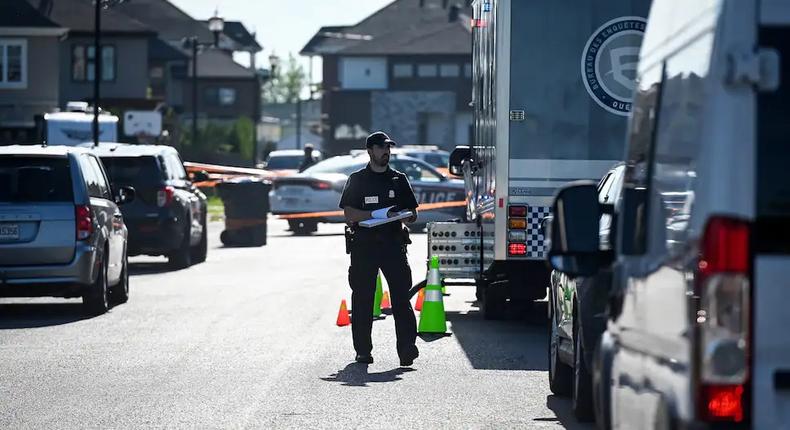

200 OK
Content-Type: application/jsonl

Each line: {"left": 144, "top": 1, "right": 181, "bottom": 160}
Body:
{"left": 545, "top": 395, "right": 595, "bottom": 429}
{"left": 320, "top": 362, "right": 416, "bottom": 387}
{"left": 0, "top": 302, "right": 90, "bottom": 329}
{"left": 444, "top": 308, "right": 548, "bottom": 371}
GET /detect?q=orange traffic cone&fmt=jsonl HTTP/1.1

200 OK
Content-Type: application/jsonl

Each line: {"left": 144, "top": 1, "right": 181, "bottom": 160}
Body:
{"left": 336, "top": 300, "right": 351, "bottom": 327}
{"left": 381, "top": 291, "right": 391, "bottom": 310}
{"left": 415, "top": 288, "right": 425, "bottom": 312}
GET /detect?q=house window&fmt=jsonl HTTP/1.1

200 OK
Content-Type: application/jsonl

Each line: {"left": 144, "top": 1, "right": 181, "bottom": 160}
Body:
{"left": 72, "top": 45, "right": 115, "bottom": 82}
{"left": 205, "top": 87, "right": 237, "bottom": 106}
{"left": 393, "top": 63, "right": 413, "bottom": 78}
{"left": 0, "top": 39, "right": 27, "bottom": 89}
{"left": 417, "top": 64, "right": 438, "bottom": 78}
{"left": 149, "top": 66, "right": 164, "bottom": 79}
{"left": 464, "top": 63, "right": 472, "bottom": 78}
{"left": 440, "top": 64, "right": 460, "bottom": 78}
{"left": 218, "top": 88, "right": 236, "bottom": 106}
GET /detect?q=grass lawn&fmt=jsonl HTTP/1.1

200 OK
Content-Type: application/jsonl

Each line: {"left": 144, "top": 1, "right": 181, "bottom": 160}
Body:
{"left": 207, "top": 195, "right": 224, "bottom": 222}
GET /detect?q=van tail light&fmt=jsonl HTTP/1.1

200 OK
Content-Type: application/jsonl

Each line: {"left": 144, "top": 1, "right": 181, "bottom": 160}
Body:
{"left": 75, "top": 205, "right": 93, "bottom": 241}
{"left": 157, "top": 186, "right": 175, "bottom": 207}
{"left": 696, "top": 216, "right": 751, "bottom": 423}
{"left": 311, "top": 180, "right": 332, "bottom": 191}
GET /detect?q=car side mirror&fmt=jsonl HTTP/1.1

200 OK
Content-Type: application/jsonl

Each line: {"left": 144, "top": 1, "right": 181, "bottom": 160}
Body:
{"left": 191, "top": 170, "right": 210, "bottom": 183}
{"left": 547, "top": 181, "right": 603, "bottom": 277}
{"left": 115, "top": 186, "right": 135, "bottom": 205}
{"left": 449, "top": 145, "right": 470, "bottom": 177}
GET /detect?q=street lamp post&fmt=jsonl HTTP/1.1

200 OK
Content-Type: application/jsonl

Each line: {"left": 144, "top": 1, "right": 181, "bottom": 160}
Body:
{"left": 259, "top": 54, "right": 280, "bottom": 163}
{"left": 183, "top": 12, "right": 224, "bottom": 149}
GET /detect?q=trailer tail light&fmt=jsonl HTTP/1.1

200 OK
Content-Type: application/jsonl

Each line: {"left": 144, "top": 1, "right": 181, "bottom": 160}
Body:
{"left": 157, "top": 186, "right": 175, "bottom": 207}
{"left": 509, "top": 205, "right": 527, "bottom": 217}
{"left": 508, "top": 243, "right": 526, "bottom": 256}
{"left": 696, "top": 216, "right": 751, "bottom": 424}
{"left": 702, "top": 385, "right": 744, "bottom": 422}
{"left": 508, "top": 218, "right": 527, "bottom": 229}
{"left": 311, "top": 180, "right": 332, "bottom": 191}
{"left": 75, "top": 205, "right": 93, "bottom": 240}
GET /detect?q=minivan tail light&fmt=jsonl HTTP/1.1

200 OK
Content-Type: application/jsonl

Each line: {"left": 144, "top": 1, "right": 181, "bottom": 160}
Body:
{"left": 75, "top": 205, "right": 93, "bottom": 240}
{"left": 157, "top": 186, "right": 175, "bottom": 207}
{"left": 696, "top": 216, "right": 751, "bottom": 423}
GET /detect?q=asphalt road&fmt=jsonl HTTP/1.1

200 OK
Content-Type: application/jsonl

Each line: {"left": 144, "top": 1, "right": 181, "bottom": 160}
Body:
{"left": 0, "top": 219, "right": 592, "bottom": 429}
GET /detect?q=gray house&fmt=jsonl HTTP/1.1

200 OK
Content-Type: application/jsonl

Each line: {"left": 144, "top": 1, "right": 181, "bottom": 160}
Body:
{"left": 30, "top": 0, "right": 157, "bottom": 111}
{"left": 0, "top": 0, "right": 66, "bottom": 144}
{"left": 302, "top": 0, "right": 473, "bottom": 155}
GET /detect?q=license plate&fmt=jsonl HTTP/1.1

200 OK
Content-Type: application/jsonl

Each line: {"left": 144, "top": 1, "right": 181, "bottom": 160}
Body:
{"left": 0, "top": 224, "right": 20, "bottom": 240}
{"left": 281, "top": 186, "right": 306, "bottom": 195}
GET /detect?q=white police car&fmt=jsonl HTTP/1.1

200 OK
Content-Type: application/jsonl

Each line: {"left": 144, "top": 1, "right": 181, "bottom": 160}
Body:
{"left": 269, "top": 153, "right": 465, "bottom": 235}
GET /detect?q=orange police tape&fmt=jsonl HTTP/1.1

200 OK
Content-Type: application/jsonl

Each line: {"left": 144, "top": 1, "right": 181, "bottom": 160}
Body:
{"left": 277, "top": 200, "right": 467, "bottom": 220}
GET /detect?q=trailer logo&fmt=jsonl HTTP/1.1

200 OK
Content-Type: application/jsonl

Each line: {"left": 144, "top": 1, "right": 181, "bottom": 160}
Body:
{"left": 581, "top": 16, "right": 646, "bottom": 116}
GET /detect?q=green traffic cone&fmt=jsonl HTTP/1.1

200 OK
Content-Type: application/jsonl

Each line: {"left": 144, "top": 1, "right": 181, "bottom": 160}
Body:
{"left": 373, "top": 272, "right": 383, "bottom": 317}
{"left": 418, "top": 256, "right": 447, "bottom": 334}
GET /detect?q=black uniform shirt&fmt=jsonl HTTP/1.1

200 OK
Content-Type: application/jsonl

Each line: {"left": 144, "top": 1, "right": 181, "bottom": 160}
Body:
{"left": 339, "top": 164, "right": 419, "bottom": 241}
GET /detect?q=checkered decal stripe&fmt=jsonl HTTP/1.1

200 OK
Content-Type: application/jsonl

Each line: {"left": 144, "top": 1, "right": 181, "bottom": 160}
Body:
{"left": 526, "top": 206, "right": 550, "bottom": 259}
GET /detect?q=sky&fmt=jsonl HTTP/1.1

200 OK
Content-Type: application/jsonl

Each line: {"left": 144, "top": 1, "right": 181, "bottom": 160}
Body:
{"left": 169, "top": 0, "right": 393, "bottom": 79}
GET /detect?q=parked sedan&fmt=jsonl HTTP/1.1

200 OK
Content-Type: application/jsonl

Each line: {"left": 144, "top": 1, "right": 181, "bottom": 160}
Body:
{"left": 270, "top": 153, "right": 465, "bottom": 235}
{"left": 0, "top": 145, "right": 134, "bottom": 315}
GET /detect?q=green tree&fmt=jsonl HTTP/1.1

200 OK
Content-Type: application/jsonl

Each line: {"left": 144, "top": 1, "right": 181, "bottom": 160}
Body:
{"left": 229, "top": 117, "right": 255, "bottom": 161}
{"left": 263, "top": 53, "right": 306, "bottom": 103}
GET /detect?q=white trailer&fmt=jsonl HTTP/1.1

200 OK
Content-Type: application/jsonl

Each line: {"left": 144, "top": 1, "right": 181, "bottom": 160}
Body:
{"left": 44, "top": 102, "right": 119, "bottom": 146}
{"left": 446, "top": 0, "right": 651, "bottom": 318}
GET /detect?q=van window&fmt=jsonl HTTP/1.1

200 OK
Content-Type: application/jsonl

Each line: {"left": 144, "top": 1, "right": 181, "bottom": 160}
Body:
{"left": 79, "top": 154, "right": 103, "bottom": 199}
{"left": 621, "top": 64, "right": 664, "bottom": 255}
{"left": 87, "top": 155, "right": 111, "bottom": 199}
{"left": 0, "top": 156, "right": 74, "bottom": 203}
{"left": 652, "top": 33, "right": 714, "bottom": 257}
{"left": 756, "top": 26, "right": 790, "bottom": 253}
{"left": 101, "top": 156, "right": 162, "bottom": 185}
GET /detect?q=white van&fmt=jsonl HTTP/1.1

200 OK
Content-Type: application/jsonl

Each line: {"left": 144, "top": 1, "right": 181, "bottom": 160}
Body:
{"left": 547, "top": 0, "right": 789, "bottom": 428}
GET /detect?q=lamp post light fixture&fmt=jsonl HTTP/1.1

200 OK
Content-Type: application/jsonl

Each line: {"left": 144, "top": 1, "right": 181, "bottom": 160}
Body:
{"left": 183, "top": 12, "right": 225, "bottom": 149}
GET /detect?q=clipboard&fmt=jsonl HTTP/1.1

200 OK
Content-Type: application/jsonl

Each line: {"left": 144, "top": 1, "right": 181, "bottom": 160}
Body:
{"left": 359, "top": 210, "right": 413, "bottom": 228}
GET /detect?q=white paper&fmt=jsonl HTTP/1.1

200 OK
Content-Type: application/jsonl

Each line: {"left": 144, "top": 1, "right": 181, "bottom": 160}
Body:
{"left": 359, "top": 210, "right": 413, "bottom": 228}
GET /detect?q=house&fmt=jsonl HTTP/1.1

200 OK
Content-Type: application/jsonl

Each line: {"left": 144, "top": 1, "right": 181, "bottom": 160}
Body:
{"left": 0, "top": 0, "right": 66, "bottom": 144}
{"left": 301, "top": 0, "right": 473, "bottom": 155}
{"left": 119, "top": 0, "right": 262, "bottom": 125}
{"left": 30, "top": 0, "right": 157, "bottom": 113}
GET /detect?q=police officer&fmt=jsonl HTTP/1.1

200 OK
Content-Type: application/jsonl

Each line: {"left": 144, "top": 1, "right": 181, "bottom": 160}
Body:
{"left": 298, "top": 143, "right": 316, "bottom": 173}
{"left": 339, "top": 131, "right": 420, "bottom": 366}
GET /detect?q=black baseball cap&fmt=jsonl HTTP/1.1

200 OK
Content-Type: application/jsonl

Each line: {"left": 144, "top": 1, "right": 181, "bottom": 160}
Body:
{"left": 366, "top": 131, "right": 396, "bottom": 148}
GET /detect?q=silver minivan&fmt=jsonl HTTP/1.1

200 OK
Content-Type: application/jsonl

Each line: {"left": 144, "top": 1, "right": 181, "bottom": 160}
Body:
{"left": 0, "top": 145, "right": 134, "bottom": 315}
{"left": 547, "top": 0, "right": 790, "bottom": 428}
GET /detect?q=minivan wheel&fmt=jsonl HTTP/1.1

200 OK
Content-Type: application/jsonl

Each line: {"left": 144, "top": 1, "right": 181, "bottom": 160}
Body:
{"left": 573, "top": 322, "right": 595, "bottom": 421}
{"left": 548, "top": 293, "right": 573, "bottom": 395}
{"left": 169, "top": 221, "right": 193, "bottom": 269}
{"left": 110, "top": 254, "right": 129, "bottom": 305}
{"left": 190, "top": 219, "right": 208, "bottom": 264}
{"left": 84, "top": 255, "right": 109, "bottom": 315}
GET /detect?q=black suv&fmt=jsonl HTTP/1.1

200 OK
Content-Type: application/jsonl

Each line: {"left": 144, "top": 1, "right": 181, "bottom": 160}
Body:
{"left": 93, "top": 144, "right": 208, "bottom": 269}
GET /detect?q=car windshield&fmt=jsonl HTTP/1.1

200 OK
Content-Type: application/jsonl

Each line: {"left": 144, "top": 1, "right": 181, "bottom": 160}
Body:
{"left": 302, "top": 157, "right": 366, "bottom": 176}
{"left": 0, "top": 156, "right": 74, "bottom": 203}
{"left": 266, "top": 155, "right": 303, "bottom": 170}
{"left": 100, "top": 156, "right": 164, "bottom": 185}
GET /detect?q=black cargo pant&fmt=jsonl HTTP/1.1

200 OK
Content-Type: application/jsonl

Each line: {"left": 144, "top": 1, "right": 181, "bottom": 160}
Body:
{"left": 348, "top": 240, "right": 417, "bottom": 359}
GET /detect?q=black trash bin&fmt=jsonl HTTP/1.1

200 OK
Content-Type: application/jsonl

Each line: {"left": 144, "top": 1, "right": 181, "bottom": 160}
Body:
{"left": 216, "top": 177, "right": 271, "bottom": 247}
